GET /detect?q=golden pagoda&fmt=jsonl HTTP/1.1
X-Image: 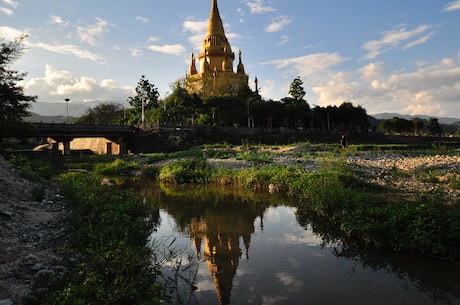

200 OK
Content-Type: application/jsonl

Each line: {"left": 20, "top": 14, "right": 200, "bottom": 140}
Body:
{"left": 186, "top": 0, "right": 249, "bottom": 98}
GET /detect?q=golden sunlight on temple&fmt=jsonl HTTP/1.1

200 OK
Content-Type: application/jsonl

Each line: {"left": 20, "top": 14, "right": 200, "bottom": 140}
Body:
{"left": 186, "top": 0, "right": 250, "bottom": 98}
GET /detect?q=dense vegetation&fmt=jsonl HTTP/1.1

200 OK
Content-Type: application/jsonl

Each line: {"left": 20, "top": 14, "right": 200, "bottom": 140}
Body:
{"left": 0, "top": 35, "right": 36, "bottom": 140}
{"left": 46, "top": 172, "right": 166, "bottom": 305}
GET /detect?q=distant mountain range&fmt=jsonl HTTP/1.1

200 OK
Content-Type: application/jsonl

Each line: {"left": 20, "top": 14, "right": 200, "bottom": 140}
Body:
{"left": 30, "top": 101, "right": 128, "bottom": 118}
{"left": 25, "top": 112, "right": 77, "bottom": 124}
{"left": 370, "top": 113, "right": 460, "bottom": 125}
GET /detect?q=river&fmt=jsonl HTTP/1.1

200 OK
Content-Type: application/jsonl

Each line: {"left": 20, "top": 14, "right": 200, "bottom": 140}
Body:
{"left": 133, "top": 182, "right": 460, "bottom": 305}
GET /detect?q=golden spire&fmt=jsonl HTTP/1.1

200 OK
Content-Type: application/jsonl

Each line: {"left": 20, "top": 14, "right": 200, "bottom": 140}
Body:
{"left": 189, "top": 52, "right": 198, "bottom": 75}
{"left": 207, "top": 0, "right": 225, "bottom": 37}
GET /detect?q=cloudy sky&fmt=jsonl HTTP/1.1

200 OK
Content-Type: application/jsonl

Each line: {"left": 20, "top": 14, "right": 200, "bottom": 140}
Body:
{"left": 2, "top": 0, "right": 460, "bottom": 118}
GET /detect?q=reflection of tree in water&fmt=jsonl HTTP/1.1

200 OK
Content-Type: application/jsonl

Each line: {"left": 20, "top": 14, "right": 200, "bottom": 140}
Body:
{"left": 296, "top": 207, "right": 460, "bottom": 304}
{"left": 144, "top": 184, "right": 290, "bottom": 305}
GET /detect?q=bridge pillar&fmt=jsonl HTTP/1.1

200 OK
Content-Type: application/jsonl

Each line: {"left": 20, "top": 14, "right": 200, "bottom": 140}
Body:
{"left": 62, "top": 141, "right": 71, "bottom": 155}
{"left": 119, "top": 141, "right": 129, "bottom": 155}
{"left": 106, "top": 142, "right": 113, "bottom": 155}
{"left": 49, "top": 142, "right": 60, "bottom": 156}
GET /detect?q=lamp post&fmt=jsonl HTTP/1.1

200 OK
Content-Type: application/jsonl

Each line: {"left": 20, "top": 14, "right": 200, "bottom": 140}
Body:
{"left": 247, "top": 97, "right": 255, "bottom": 129}
{"left": 64, "top": 98, "right": 70, "bottom": 122}
{"left": 141, "top": 92, "right": 149, "bottom": 127}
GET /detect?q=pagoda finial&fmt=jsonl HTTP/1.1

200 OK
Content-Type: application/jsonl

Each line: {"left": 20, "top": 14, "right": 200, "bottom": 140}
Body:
{"left": 207, "top": 0, "right": 225, "bottom": 37}
{"left": 237, "top": 49, "right": 245, "bottom": 74}
{"left": 189, "top": 52, "right": 198, "bottom": 75}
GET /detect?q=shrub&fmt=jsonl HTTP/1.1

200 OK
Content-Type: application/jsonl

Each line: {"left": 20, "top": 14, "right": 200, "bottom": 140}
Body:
{"left": 94, "top": 158, "right": 137, "bottom": 175}
{"left": 158, "top": 158, "right": 212, "bottom": 183}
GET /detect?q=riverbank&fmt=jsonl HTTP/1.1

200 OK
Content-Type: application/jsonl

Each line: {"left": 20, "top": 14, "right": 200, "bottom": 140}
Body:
{"left": 0, "top": 156, "right": 67, "bottom": 305}
{"left": 0, "top": 146, "right": 459, "bottom": 303}
{"left": 205, "top": 148, "right": 459, "bottom": 204}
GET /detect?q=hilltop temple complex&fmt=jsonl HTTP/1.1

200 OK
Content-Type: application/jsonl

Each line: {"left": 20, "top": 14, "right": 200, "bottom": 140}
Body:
{"left": 186, "top": 0, "right": 250, "bottom": 98}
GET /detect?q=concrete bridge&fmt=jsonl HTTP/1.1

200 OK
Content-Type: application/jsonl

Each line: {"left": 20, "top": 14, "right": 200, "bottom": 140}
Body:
{"left": 31, "top": 123, "right": 139, "bottom": 155}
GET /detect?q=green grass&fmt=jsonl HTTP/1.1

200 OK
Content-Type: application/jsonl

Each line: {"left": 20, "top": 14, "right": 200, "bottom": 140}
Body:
{"left": 158, "top": 158, "right": 212, "bottom": 183}
{"left": 46, "top": 172, "right": 167, "bottom": 305}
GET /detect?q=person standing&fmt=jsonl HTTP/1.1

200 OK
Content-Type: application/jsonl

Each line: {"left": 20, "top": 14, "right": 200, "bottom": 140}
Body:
{"left": 340, "top": 134, "right": 347, "bottom": 149}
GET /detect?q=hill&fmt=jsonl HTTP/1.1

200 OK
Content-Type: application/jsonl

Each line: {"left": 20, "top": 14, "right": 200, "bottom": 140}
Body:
{"left": 370, "top": 113, "right": 460, "bottom": 125}
{"left": 25, "top": 113, "right": 77, "bottom": 124}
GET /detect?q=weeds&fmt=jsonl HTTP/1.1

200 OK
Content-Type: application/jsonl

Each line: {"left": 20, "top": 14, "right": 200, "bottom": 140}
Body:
{"left": 46, "top": 172, "right": 174, "bottom": 305}
{"left": 94, "top": 158, "right": 138, "bottom": 175}
{"left": 158, "top": 158, "right": 212, "bottom": 183}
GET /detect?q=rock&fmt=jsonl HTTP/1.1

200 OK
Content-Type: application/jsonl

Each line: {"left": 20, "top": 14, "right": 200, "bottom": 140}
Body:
{"left": 0, "top": 299, "right": 14, "bottom": 305}
{"left": 0, "top": 210, "right": 13, "bottom": 219}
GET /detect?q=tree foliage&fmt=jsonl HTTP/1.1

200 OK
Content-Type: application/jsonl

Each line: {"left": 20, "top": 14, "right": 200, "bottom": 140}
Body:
{"left": 121, "top": 75, "right": 370, "bottom": 132}
{"left": 161, "top": 80, "right": 202, "bottom": 125}
{"left": 126, "top": 75, "right": 160, "bottom": 125}
{"left": 0, "top": 35, "right": 36, "bottom": 139}
{"left": 380, "top": 116, "right": 442, "bottom": 135}
{"left": 288, "top": 76, "right": 306, "bottom": 101}
{"left": 76, "top": 102, "right": 125, "bottom": 125}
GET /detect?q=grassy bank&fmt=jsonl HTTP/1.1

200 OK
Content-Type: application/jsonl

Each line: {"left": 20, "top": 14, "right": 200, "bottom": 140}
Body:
{"left": 45, "top": 171, "right": 166, "bottom": 305}
{"left": 149, "top": 151, "right": 460, "bottom": 261}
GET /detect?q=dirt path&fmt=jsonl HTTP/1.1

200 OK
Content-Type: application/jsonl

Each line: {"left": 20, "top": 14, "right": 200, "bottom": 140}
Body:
{"left": 0, "top": 156, "right": 67, "bottom": 305}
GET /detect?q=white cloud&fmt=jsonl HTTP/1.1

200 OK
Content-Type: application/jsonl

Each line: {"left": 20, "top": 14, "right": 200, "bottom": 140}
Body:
{"left": 130, "top": 48, "right": 143, "bottom": 57}
{"left": 0, "top": 0, "right": 16, "bottom": 15}
{"left": 244, "top": 0, "right": 276, "bottom": 14}
{"left": 265, "top": 51, "right": 460, "bottom": 117}
{"left": 183, "top": 18, "right": 208, "bottom": 49}
{"left": 0, "top": 7, "right": 13, "bottom": 15}
{"left": 148, "top": 44, "right": 186, "bottom": 56}
{"left": 147, "top": 36, "right": 160, "bottom": 43}
{"left": 363, "top": 25, "right": 434, "bottom": 60}
{"left": 265, "top": 15, "right": 292, "bottom": 33}
{"left": 32, "top": 42, "right": 104, "bottom": 61}
{"left": 2, "top": 0, "right": 17, "bottom": 8}
{"left": 49, "top": 15, "right": 69, "bottom": 27}
{"left": 135, "top": 16, "right": 150, "bottom": 24}
{"left": 77, "top": 17, "right": 112, "bottom": 46}
{"left": 443, "top": 0, "right": 460, "bottom": 11}
{"left": 359, "top": 62, "right": 384, "bottom": 80}
{"left": 278, "top": 35, "right": 290, "bottom": 46}
{"left": 403, "top": 32, "right": 435, "bottom": 50}
{"left": 0, "top": 26, "right": 25, "bottom": 39}
{"left": 23, "top": 65, "right": 134, "bottom": 103}
{"left": 313, "top": 57, "right": 460, "bottom": 116}
{"left": 265, "top": 52, "right": 345, "bottom": 76}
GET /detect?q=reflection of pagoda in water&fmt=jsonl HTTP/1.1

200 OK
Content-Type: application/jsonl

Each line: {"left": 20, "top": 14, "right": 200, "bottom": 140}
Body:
{"left": 190, "top": 209, "right": 258, "bottom": 305}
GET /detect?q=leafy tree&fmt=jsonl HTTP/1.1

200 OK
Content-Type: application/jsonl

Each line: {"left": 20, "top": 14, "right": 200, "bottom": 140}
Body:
{"left": 76, "top": 102, "right": 125, "bottom": 125}
{"left": 251, "top": 98, "right": 283, "bottom": 128}
{"left": 392, "top": 117, "right": 413, "bottom": 134}
{"left": 413, "top": 118, "right": 424, "bottom": 135}
{"left": 161, "top": 80, "right": 202, "bottom": 125}
{"left": 288, "top": 76, "right": 306, "bottom": 101}
{"left": 0, "top": 35, "right": 36, "bottom": 139}
{"left": 427, "top": 118, "right": 443, "bottom": 135}
{"left": 126, "top": 75, "right": 160, "bottom": 125}
{"left": 279, "top": 76, "right": 310, "bottom": 128}
{"left": 337, "top": 102, "right": 368, "bottom": 132}
{"left": 380, "top": 119, "right": 394, "bottom": 135}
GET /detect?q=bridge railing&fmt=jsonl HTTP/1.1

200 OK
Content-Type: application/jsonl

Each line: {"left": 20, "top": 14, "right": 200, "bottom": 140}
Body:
{"left": 32, "top": 122, "right": 138, "bottom": 133}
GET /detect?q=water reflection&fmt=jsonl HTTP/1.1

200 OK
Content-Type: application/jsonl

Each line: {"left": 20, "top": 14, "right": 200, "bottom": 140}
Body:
{"left": 136, "top": 183, "right": 282, "bottom": 305}
{"left": 296, "top": 208, "right": 460, "bottom": 304}
{"left": 132, "top": 182, "right": 460, "bottom": 305}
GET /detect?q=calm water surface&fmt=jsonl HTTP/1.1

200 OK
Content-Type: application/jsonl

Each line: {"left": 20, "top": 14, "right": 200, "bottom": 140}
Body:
{"left": 135, "top": 183, "right": 460, "bottom": 305}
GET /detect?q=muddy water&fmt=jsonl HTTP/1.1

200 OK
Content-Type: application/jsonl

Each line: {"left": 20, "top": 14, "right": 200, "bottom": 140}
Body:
{"left": 135, "top": 183, "right": 460, "bottom": 305}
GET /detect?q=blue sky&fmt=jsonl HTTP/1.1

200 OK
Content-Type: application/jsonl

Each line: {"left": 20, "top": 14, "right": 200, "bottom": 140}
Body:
{"left": 2, "top": 0, "right": 460, "bottom": 118}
